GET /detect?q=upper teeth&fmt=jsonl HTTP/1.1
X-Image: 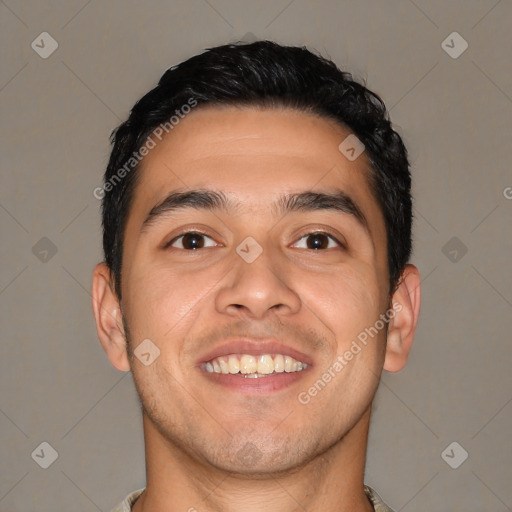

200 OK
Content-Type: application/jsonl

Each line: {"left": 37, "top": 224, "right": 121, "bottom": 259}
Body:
{"left": 204, "top": 354, "right": 308, "bottom": 375}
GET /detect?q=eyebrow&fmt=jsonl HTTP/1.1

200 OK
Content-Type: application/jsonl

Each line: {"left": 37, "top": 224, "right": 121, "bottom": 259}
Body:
{"left": 140, "top": 188, "right": 369, "bottom": 234}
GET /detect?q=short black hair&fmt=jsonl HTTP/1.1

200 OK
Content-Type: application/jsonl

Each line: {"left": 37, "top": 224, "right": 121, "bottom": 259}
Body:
{"left": 100, "top": 40, "right": 412, "bottom": 302}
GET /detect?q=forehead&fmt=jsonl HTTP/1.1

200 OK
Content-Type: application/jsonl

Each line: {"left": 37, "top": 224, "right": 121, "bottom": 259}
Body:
{"left": 131, "top": 106, "right": 375, "bottom": 205}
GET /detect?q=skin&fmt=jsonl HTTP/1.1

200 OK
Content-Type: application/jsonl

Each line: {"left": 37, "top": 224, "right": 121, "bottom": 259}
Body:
{"left": 92, "top": 106, "right": 421, "bottom": 512}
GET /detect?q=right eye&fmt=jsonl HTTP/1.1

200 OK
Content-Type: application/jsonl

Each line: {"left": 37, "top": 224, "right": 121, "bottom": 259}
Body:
{"left": 167, "top": 232, "right": 218, "bottom": 250}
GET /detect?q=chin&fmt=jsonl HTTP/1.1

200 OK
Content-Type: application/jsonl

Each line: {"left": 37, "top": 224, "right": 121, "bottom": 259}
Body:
{"left": 196, "top": 432, "right": 323, "bottom": 478}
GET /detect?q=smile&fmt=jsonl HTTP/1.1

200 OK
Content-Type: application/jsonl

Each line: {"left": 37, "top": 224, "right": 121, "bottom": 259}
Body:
{"left": 203, "top": 353, "right": 308, "bottom": 377}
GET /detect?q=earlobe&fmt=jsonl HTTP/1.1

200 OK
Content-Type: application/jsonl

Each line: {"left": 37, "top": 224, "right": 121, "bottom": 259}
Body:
{"left": 91, "top": 263, "right": 131, "bottom": 372}
{"left": 383, "top": 264, "right": 421, "bottom": 373}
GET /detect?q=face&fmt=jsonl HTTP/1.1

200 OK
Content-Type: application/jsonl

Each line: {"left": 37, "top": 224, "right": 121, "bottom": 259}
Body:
{"left": 117, "top": 106, "right": 391, "bottom": 474}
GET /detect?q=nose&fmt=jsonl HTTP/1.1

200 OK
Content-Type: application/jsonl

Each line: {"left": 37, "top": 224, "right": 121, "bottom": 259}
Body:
{"left": 215, "top": 245, "right": 301, "bottom": 320}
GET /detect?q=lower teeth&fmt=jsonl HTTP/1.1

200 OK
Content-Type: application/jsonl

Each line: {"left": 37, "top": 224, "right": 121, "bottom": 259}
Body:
{"left": 240, "top": 371, "right": 304, "bottom": 378}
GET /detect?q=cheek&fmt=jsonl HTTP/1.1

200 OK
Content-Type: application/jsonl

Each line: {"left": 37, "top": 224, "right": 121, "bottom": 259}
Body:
{"left": 123, "top": 257, "right": 222, "bottom": 345}
{"left": 299, "top": 261, "right": 382, "bottom": 344}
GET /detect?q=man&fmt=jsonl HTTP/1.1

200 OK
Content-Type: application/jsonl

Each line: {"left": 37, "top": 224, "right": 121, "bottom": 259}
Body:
{"left": 92, "top": 40, "right": 421, "bottom": 512}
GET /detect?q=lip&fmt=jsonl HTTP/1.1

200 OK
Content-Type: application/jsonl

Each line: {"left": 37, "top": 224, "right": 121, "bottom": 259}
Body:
{"left": 201, "top": 369, "right": 311, "bottom": 394}
{"left": 195, "top": 338, "right": 314, "bottom": 366}
{"left": 195, "top": 338, "right": 314, "bottom": 395}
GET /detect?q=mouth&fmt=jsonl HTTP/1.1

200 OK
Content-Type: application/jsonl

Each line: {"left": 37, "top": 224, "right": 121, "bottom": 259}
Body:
{"left": 197, "top": 340, "right": 312, "bottom": 394}
{"left": 202, "top": 353, "right": 308, "bottom": 377}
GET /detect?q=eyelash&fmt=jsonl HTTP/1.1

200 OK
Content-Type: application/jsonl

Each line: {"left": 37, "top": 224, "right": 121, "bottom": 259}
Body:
{"left": 165, "top": 231, "right": 345, "bottom": 251}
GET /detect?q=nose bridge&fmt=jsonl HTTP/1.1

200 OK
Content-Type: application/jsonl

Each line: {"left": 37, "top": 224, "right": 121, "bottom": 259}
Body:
{"left": 215, "top": 240, "right": 300, "bottom": 318}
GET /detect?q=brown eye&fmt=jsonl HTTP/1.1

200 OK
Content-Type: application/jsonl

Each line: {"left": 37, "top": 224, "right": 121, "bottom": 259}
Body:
{"left": 292, "top": 232, "right": 342, "bottom": 250}
{"left": 306, "top": 233, "right": 329, "bottom": 249}
{"left": 169, "top": 232, "right": 217, "bottom": 250}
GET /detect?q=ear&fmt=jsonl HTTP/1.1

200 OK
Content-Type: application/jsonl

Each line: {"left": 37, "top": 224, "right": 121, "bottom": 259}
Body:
{"left": 91, "top": 262, "right": 130, "bottom": 372}
{"left": 383, "top": 264, "right": 421, "bottom": 373}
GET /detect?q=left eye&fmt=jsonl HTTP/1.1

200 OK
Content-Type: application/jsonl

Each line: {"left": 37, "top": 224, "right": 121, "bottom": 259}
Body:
{"left": 168, "top": 232, "right": 218, "bottom": 250}
{"left": 292, "top": 232, "right": 342, "bottom": 250}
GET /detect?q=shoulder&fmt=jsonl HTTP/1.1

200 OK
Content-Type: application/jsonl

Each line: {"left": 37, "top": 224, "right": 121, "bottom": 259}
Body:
{"left": 364, "top": 485, "right": 396, "bottom": 512}
{"left": 109, "top": 488, "right": 145, "bottom": 512}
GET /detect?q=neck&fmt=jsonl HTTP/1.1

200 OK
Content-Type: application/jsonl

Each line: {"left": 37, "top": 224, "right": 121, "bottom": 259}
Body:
{"left": 133, "top": 406, "right": 374, "bottom": 512}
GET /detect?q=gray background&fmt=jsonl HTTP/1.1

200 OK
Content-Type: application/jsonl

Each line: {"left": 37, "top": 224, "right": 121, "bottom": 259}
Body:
{"left": 1, "top": 1, "right": 511, "bottom": 511}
